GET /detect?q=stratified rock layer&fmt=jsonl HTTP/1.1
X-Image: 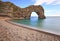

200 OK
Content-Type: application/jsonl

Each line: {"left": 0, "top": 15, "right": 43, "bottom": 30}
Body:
{"left": 0, "top": 1, "right": 45, "bottom": 19}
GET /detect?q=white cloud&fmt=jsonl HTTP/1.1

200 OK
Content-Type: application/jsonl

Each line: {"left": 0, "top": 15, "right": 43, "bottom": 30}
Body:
{"left": 45, "top": 9, "right": 60, "bottom": 13}
{"left": 33, "top": 0, "right": 60, "bottom": 5}
{"left": 47, "top": 13, "right": 60, "bottom": 16}
{"left": 34, "top": 0, "right": 45, "bottom": 5}
{"left": 52, "top": 0, "right": 60, "bottom": 5}
{"left": 45, "top": 0, "right": 55, "bottom": 5}
{"left": 44, "top": 9, "right": 60, "bottom": 16}
{"left": 45, "top": 12, "right": 60, "bottom": 16}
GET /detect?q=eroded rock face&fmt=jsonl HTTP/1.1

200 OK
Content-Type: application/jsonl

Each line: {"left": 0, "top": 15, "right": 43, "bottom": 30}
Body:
{"left": 0, "top": 1, "right": 45, "bottom": 19}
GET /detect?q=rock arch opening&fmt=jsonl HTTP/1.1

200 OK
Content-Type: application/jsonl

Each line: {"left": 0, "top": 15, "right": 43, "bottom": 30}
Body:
{"left": 30, "top": 12, "right": 38, "bottom": 21}
{"left": 30, "top": 12, "right": 38, "bottom": 17}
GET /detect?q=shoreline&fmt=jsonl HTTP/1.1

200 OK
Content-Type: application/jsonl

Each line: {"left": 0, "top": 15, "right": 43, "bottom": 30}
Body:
{"left": 6, "top": 20, "right": 60, "bottom": 36}
{"left": 0, "top": 17, "right": 60, "bottom": 41}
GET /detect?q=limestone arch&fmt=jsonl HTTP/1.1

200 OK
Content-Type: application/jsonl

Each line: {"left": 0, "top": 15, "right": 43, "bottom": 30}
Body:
{"left": 0, "top": 1, "right": 45, "bottom": 19}
{"left": 25, "top": 5, "right": 45, "bottom": 19}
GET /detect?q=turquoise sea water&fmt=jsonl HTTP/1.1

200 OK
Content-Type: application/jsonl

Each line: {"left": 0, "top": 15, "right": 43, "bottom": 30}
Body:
{"left": 11, "top": 16, "right": 60, "bottom": 33}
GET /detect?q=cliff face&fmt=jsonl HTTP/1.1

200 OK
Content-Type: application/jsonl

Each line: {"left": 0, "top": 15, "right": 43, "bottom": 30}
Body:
{"left": 0, "top": 1, "right": 13, "bottom": 17}
{"left": 0, "top": 1, "right": 45, "bottom": 19}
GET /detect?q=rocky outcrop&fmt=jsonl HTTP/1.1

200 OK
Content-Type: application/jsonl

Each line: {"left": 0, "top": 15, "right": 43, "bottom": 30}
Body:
{"left": 0, "top": 1, "right": 45, "bottom": 19}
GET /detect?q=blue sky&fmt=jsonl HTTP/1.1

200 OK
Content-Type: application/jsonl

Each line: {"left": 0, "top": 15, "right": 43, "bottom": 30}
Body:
{"left": 2, "top": 0, "right": 60, "bottom": 16}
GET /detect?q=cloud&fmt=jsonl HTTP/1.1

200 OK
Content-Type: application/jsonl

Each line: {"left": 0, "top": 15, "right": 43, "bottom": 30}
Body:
{"left": 44, "top": 9, "right": 60, "bottom": 16}
{"left": 45, "top": 13, "right": 60, "bottom": 16}
{"left": 45, "top": 11, "right": 60, "bottom": 16}
{"left": 33, "top": 0, "right": 60, "bottom": 5}
{"left": 45, "top": 9, "right": 60, "bottom": 13}
{"left": 52, "top": 0, "right": 60, "bottom": 5}
{"left": 48, "top": 13, "right": 60, "bottom": 16}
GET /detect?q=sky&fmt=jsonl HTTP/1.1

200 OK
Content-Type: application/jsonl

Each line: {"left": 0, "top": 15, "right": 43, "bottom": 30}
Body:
{"left": 2, "top": 0, "right": 60, "bottom": 16}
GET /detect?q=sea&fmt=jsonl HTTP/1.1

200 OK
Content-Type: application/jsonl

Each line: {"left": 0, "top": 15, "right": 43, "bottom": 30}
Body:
{"left": 11, "top": 16, "right": 60, "bottom": 34}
